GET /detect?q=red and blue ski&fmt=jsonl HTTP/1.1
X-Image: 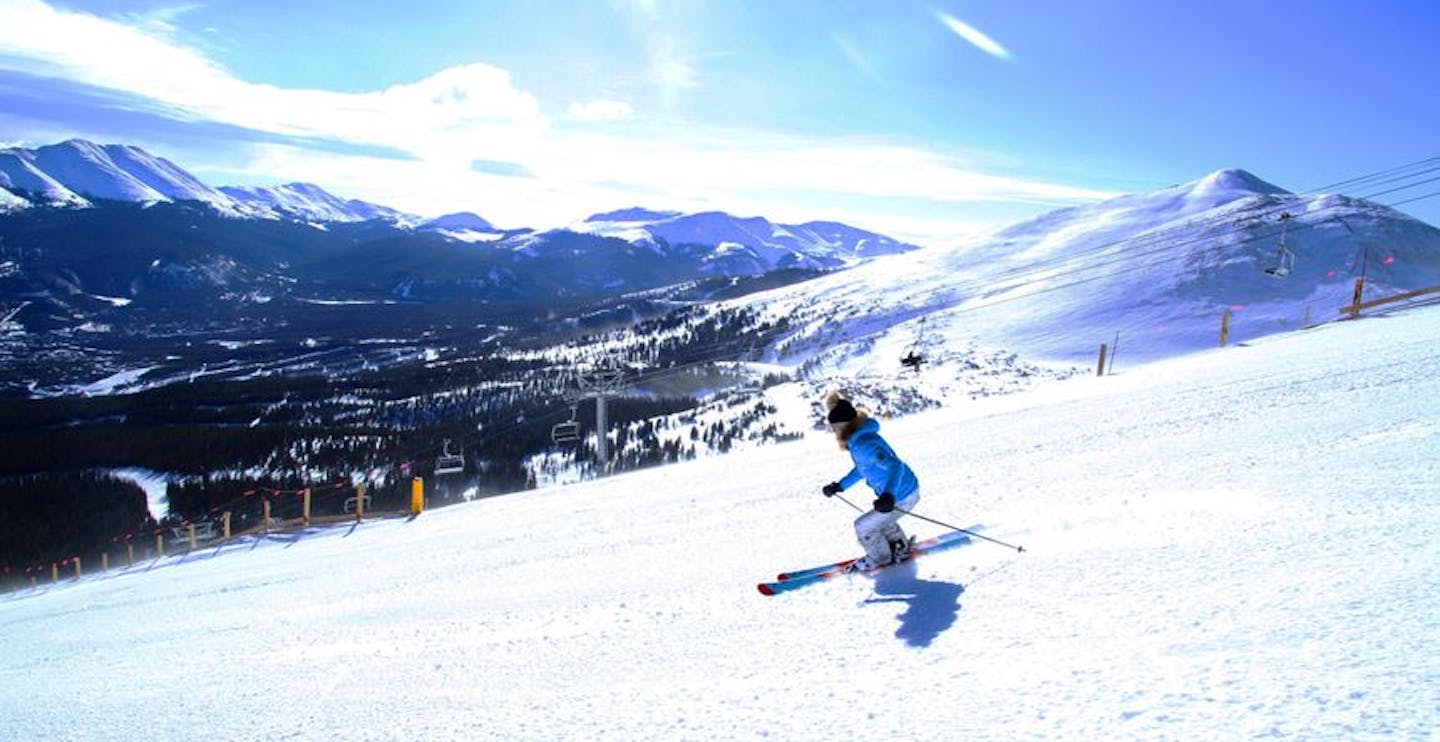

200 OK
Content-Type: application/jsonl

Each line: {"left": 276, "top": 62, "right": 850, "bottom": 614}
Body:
{"left": 757, "top": 529, "right": 974, "bottom": 596}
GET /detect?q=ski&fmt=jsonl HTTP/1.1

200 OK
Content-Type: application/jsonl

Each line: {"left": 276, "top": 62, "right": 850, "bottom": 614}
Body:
{"left": 757, "top": 529, "right": 974, "bottom": 596}
{"left": 775, "top": 556, "right": 862, "bottom": 582}
{"left": 776, "top": 529, "right": 972, "bottom": 581}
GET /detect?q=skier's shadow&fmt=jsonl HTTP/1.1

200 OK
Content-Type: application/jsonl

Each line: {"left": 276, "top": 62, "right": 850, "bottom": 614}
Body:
{"left": 863, "top": 561, "right": 965, "bottom": 648}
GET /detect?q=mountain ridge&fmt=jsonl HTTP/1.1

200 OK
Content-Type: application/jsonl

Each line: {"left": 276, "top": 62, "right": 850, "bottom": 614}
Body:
{"left": 2, "top": 139, "right": 237, "bottom": 212}
{"left": 219, "top": 181, "right": 413, "bottom": 224}
{"left": 0, "top": 140, "right": 920, "bottom": 264}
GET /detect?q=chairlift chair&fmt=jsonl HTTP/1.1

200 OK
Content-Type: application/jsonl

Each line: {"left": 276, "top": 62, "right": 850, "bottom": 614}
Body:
{"left": 1264, "top": 212, "right": 1295, "bottom": 278}
{"left": 551, "top": 406, "right": 581, "bottom": 445}
{"left": 1265, "top": 246, "right": 1294, "bottom": 278}
{"left": 901, "top": 316, "right": 929, "bottom": 374}
{"left": 435, "top": 439, "right": 465, "bottom": 475}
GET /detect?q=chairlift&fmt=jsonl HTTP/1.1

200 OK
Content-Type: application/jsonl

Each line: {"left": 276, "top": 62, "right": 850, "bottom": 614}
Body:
{"left": 435, "top": 439, "right": 465, "bottom": 475}
{"left": 900, "top": 317, "right": 928, "bottom": 374}
{"left": 1264, "top": 212, "right": 1295, "bottom": 278}
{"left": 551, "top": 406, "right": 581, "bottom": 445}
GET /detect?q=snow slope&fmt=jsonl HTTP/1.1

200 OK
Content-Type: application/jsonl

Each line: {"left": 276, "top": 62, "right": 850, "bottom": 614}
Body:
{"left": 0, "top": 148, "right": 89, "bottom": 206}
{"left": 732, "top": 169, "right": 1440, "bottom": 377}
{"left": 0, "top": 186, "right": 27, "bottom": 212}
{"left": 3, "top": 301, "right": 1437, "bottom": 740}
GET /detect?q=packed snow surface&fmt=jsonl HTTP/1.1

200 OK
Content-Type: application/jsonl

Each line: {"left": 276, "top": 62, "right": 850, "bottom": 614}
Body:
{"left": 3, "top": 304, "right": 1438, "bottom": 740}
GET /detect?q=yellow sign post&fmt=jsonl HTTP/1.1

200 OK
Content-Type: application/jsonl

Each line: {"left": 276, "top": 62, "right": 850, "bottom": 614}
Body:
{"left": 411, "top": 477, "right": 425, "bottom": 516}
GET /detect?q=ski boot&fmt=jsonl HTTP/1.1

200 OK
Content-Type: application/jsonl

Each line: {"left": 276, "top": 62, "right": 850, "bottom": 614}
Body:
{"left": 888, "top": 534, "right": 916, "bottom": 564}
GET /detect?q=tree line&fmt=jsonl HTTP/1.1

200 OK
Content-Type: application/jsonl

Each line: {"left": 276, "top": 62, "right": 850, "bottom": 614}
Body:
{"left": 0, "top": 302, "right": 796, "bottom": 583}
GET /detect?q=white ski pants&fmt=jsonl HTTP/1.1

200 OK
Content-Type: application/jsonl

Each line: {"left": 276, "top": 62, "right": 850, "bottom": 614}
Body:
{"left": 854, "top": 490, "right": 919, "bottom": 563}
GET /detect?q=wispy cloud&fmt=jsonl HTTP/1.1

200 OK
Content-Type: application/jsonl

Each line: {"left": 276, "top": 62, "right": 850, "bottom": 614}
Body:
{"left": 935, "top": 10, "right": 1012, "bottom": 61}
{"left": 538, "top": 134, "right": 1116, "bottom": 208}
{"left": 0, "top": 0, "right": 545, "bottom": 163}
{"left": 117, "top": 2, "right": 204, "bottom": 37}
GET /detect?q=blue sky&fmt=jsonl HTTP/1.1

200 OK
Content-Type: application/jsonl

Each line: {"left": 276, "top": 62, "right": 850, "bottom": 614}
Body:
{"left": 1, "top": 0, "right": 1437, "bottom": 243}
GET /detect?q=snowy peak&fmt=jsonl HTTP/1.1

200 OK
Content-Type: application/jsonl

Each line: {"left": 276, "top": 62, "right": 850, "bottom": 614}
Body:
{"left": 992, "top": 167, "right": 1299, "bottom": 249}
{"left": 0, "top": 140, "right": 415, "bottom": 223}
{"left": 420, "top": 212, "right": 496, "bottom": 232}
{"left": 1, "top": 139, "right": 235, "bottom": 210}
{"left": 650, "top": 211, "right": 774, "bottom": 247}
{"left": 584, "top": 207, "right": 681, "bottom": 223}
{"left": 573, "top": 207, "right": 921, "bottom": 273}
{"left": 789, "top": 220, "right": 917, "bottom": 259}
{"left": 416, "top": 212, "right": 510, "bottom": 243}
{"left": 1183, "top": 168, "right": 1290, "bottom": 203}
{"left": 219, "top": 182, "right": 416, "bottom": 224}
{"left": 0, "top": 147, "right": 90, "bottom": 206}
{"left": 31, "top": 140, "right": 165, "bottom": 202}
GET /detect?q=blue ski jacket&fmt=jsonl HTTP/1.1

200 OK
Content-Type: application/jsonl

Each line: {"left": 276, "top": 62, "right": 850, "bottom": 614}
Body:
{"left": 838, "top": 418, "right": 918, "bottom": 498}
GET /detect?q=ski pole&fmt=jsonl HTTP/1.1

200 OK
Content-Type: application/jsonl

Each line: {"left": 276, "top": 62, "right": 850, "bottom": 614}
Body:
{"left": 894, "top": 506, "right": 1026, "bottom": 553}
{"left": 829, "top": 493, "right": 1026, "bottom": 553}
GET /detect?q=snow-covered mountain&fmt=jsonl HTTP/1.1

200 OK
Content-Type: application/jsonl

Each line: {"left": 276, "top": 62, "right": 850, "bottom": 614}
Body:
{"left": 0, "top": 140, "right": 917, "bottom": 272}
{"left": 0, "top": 139, "right": 239, "bottom": 212}
{"left": 714, "top": 167, "right": 1440, "bottom": 384}
{"left": 0, "top": 140, "right": 417, "bottom": 224}
{"left": 219, "top": 182, "right": 416, "bottom": 224}
{"left": 574, "top": 207, "right": 919, "bottom": 273}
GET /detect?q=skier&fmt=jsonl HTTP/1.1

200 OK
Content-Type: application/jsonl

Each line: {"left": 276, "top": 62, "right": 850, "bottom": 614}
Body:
{"left": 819, "top": 391, "right": 920, "bottom": 570}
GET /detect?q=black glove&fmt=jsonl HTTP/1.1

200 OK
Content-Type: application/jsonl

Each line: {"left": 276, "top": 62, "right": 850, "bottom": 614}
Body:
{"left": 873, "top": 493, "right": 896, "bottom": 513}
{"left": 822, "top": 482, "right": 842, "bottom": 497}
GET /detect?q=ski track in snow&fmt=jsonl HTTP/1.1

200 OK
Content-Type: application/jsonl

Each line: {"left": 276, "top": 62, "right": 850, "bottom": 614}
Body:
{"left": 2, "top": 306, "right": 1438, "bottom": 740}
